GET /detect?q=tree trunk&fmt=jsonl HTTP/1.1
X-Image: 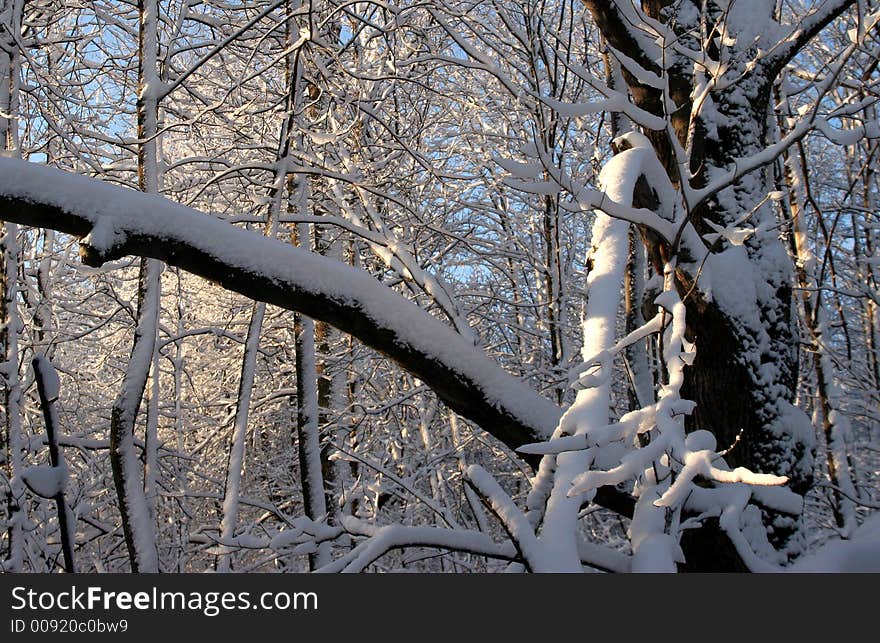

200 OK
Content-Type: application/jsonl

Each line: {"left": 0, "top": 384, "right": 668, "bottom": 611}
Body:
{"left": 582, "top": 0, "right": 852, "bottom": 567}
{"left": 109, "top": 0, "right": 162, "bottom": 573}
{"left": 0, "top": 0, "right": 24, "bottom": 572}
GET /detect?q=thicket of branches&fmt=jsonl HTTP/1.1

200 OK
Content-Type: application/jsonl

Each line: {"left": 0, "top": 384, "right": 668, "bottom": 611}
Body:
{"left": 0, "top": 0, "right": 878, "bottom": 573}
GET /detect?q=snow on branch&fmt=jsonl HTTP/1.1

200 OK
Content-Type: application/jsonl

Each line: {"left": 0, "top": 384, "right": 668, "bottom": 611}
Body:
{"left": 315, "top": 517, "right": 517, "bottom": 573}
{"left": 0, "top": 157, "right": 560, "bottom": 459}
{"left": 500, "top": 131, "right": 679, "bottom": 241}
{"left": 464, "top": 465, "right": 550, "bottom": 572}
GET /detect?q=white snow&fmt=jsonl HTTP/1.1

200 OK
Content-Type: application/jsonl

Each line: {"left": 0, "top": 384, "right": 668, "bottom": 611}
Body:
{"left": 20, "top": 463, "right": 66, "bottom": 498}
{"left": 788, "top": 512, "right": 880, "bottom": 572}
{"left": 702, "top": 218, "right": 755, "bottom": 246}
{"left": 536, "top": 132, "right": 654, "bottom": 570}
{"left": 81, "top": 216, "right": 127, "bottom": 254}
{"left": 702, "top": 245, "right": 760, "bottom": 326}
{"left": 493, "top": 155, "right": 543, "bottom": 179}
{"left": 32, "top": 354, "right": 61, "bottom": 401}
